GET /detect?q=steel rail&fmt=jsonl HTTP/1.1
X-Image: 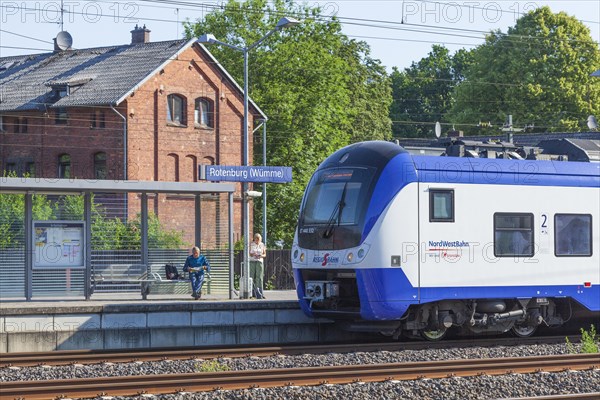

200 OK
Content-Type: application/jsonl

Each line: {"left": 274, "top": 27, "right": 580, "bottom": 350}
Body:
{"left": 510, "top": 395, "right": 600, "bottom": 400}
{"left": 0, "top": 335, "right": 572, "bottom": 367}
{"left": 1, "top": 354, "right": 598, "bottom": 399}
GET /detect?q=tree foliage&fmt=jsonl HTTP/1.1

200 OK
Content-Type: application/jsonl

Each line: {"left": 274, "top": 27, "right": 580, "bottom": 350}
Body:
{"left": 390, "top": 46, "right": 472, "bottom": 137}
{"left": 184, "top": 0, "right": 392, "bottom": 246}
{"left": 0, "top": 192, "right": 184, "bottom": 250}
{"left": 449, "top": 7, "right": 600, "bottom": 134}
{"left": 0, "top": 194, "right": 54, "bottom": 248}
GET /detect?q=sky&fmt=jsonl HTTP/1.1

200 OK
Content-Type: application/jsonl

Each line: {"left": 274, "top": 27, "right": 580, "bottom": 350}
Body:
{"left": 0, "top": 1, "right": 598, "bottom": 71}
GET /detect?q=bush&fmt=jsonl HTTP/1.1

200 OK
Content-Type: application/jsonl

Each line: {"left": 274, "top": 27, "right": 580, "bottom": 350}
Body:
{"left": 195, "top": 360, "right": 230, "bottom": 372}
{"left": 0, "top": 192, "right": 184, "bottom": 250}
{"left": 566, "top": 325, "right": 599, "bottom": 354}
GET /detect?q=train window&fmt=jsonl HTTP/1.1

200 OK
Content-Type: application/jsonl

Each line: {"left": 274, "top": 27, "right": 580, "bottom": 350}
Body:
{"left": 301, "top": 167, "right": 374, "bottom": 226}
{"left": 494, "top": 213, "right": 534, "bottom": 257}
{"left": 429, "top": 189, "right": 454, "bottom": 222}
{"left": 555, "top": 214, "right": 592, "bottom": 257}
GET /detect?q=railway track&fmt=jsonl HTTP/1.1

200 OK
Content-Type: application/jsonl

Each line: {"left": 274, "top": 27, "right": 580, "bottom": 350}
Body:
{"left": 1, "top": 354, "right": 598, "bottom": 399}
{"left": 0, "top": 335, "right": 574, "bottom": 367}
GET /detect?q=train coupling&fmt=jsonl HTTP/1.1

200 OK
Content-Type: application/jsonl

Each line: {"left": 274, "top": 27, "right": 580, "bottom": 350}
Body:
{"left": 304, "top": 281, "right": 339, "bottom": 305}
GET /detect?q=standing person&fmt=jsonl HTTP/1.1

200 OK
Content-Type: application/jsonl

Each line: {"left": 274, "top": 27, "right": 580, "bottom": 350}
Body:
{"left": 249, "top": 233, "right": 267, "bottom": 299}
{"left": 183, "top": 246, "right": 210, "bottom": 300}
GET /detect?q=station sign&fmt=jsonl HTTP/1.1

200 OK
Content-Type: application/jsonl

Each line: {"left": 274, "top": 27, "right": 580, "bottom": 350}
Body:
{"left": 199, "top": 165, "right": 292, "bottom": 183}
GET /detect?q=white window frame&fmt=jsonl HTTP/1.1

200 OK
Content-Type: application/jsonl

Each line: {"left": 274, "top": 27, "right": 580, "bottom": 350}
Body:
{"left": 194, "top": 97, "right": 213, "bottom": 128}
{"left": 167, "top": 94, "right": 186, "bottom": 126}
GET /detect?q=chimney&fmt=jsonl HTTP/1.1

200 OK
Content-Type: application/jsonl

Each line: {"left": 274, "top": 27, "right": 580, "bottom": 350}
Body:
{"left": 131, "top": 24, "right": 150, "bottom": 44}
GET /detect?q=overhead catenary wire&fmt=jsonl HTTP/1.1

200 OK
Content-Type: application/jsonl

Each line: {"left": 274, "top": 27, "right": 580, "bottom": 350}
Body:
{"left": 0, "top": 1, "right": 597, "bottom": 55}
{"left": 1, "top": 1, "right": 596, "bottom": 138}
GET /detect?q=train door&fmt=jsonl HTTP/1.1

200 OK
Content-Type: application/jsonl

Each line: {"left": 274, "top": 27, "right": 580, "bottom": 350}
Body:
{"left": 375, "top": 182, "right": 421, "bottom": 303}
{"left": 418, "top": 185, "right": 462, "bottom": 293}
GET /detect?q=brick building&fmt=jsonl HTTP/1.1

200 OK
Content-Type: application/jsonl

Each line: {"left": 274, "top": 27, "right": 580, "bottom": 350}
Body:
{"left": 0, "top": 27, "right": 266, "bottom": 247}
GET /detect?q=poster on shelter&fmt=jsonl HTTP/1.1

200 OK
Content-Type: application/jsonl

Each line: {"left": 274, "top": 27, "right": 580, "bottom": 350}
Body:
{"left": 33, "top": 221, "right": 85, "bottom": 268}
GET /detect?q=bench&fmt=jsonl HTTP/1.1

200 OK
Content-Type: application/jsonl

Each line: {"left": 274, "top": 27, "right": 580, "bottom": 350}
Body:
{"left": 91, "top": 261, "right": 217, "bottom": 299}
{"left": 140, "top": 264, "right": 211, "bottom": 300}
{"left": 91, "top": 264, "right": 148, "bottom": 294}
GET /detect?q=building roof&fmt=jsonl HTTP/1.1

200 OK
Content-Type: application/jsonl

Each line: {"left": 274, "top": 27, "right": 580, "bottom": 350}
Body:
{"left": 0, "top": 39, "right": 267, "bottom": 119}
{"left": 538, "top": 138, "right": 600, "bottom": 162}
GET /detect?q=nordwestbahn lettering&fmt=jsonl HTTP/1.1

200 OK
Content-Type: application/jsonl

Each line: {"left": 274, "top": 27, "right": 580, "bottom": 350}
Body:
{"left": 200, "top": 165, "right": 292, "bottom": 183}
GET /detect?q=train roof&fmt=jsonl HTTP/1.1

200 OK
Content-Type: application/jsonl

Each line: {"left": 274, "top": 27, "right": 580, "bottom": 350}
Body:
{"left": 411, "top": 154, "right": 600, "bottom": 187}
{"left": 318, "top": 141, "right": 598, "bottom": 187}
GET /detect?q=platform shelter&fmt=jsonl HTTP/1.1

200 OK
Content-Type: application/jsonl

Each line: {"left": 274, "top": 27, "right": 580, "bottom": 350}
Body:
{"left": 0, "top": 177, "right": 236, "bottom": 301}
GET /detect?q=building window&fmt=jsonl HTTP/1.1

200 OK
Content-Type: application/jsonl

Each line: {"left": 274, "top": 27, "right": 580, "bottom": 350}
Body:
{"left": 167, "top": 94, "right": 186, "bottom": 126}
{"left": 429, "top": 189, "right": 454, "bottom": 222}
{"left": 494, "top": 213, "right": 534, "bottom": 257}
{"left": 91, "top": 111, "right": 105, "bottom": 129}
{"left": 55, "top": 108, "right": 68, "bottom": 124}
{"left": 56, "top": 87, "right": 68, "bottom": 98}
{"left": 26, "top": 162, "right": 35, "bottom": 177}
{"left": 13, "top": 117, "right": 28, "bottom": 133}
{"left": 94, "top": 152, "right": 107, "bottom": 179}
{"left": 555, "top": 214, "right": 592, "bottom": 257}
{"left": 58, "top": 154, "right": 71, "bottom": 178}
{"left": 194, "top": 97, "right": 214, "bottom": 128}
{"left": 5, "top": 162, "right": 17, "bottom": 175}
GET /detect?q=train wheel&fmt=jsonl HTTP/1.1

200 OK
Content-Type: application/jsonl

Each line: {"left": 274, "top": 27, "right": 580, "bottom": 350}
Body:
{"left": 511, "top": 323, "right": 538, "bottom": 337}
{"left": 420, "top": 327, "right": 447, "bottom": 341}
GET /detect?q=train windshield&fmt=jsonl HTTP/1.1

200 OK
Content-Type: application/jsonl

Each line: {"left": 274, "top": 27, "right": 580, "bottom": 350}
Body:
{"left": 299, "top": 167, "right": 375, "bottom": 249}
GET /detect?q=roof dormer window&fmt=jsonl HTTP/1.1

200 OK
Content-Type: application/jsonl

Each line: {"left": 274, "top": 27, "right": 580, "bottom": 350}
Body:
{"left": 48, "top": 85, "right": 69, "bottom": 101}
{"left": 45, "top": 77, "right": 93, "bottom": 102}
{"left": 57, "top": 87, "right": 68, "bottom": 98}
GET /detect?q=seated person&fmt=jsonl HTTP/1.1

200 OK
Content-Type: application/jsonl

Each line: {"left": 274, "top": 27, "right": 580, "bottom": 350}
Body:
{"left": 183, "top": 246, "right": 210, "bottom": 300}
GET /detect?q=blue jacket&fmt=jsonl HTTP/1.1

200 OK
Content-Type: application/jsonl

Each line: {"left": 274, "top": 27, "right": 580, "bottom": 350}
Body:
{"left": 183, "top": 254, "right": 210, "bottom": 276}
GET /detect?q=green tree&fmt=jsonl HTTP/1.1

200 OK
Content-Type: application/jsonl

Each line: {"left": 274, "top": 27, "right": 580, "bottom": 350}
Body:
{"left": 0, "top": 193, "right": 54, "bottom": 249}
{"left": 390, "top": 45, "right": 472, "bottom": 137}
{"left": 184, "top": 0, "right": 392, "bottom": 246}
{"left": 132, "top": 212, "right": 185, "bottom": 250}
{"left": 449, "top": 7, "right": 600, "bottom": 134}
{"left": 1, "top": 173, "right": 56, "bottom": 248}
{"left": 0, "top": 192, "right": 184, "bottom": 250}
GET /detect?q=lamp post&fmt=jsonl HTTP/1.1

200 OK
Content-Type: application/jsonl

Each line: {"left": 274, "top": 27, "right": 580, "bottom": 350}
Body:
{"left": 198, "top": 17, "right": 300, "bottom": 299}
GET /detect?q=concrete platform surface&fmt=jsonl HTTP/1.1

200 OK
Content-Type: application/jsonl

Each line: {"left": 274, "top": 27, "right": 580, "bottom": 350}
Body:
{"left": 0, "top": 290, "right": 299, "bottom": 314}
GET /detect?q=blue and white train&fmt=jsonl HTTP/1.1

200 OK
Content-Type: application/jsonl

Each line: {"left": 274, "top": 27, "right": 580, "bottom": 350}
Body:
{"left": 292, "top": 141, "right": 600, "bottom": 339}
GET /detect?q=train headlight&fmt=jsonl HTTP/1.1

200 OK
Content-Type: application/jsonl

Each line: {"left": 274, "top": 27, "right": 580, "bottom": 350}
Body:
{"left": 343, "top": 244, "right": 370, "bottom": 265}
{"left": 292, "top": 246, "right": 307, "bottom": 264}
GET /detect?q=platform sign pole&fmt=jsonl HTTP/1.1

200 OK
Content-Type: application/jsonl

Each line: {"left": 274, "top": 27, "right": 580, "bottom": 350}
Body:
{"left": 141, "top": 193, "right": 148, "bottom": 276}
{"left": 25, "top": 193, "right": 32, "bottom": 300}
{"left": 84, "top": 192, "right": 92, "bottom": 300}
{"left": 228, "top": 192, "right": 235, "bottom": 299}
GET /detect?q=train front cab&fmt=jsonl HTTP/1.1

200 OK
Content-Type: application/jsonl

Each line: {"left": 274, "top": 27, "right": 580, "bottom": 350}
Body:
{"left": 293, "top": 142, "right": 421, "bottom": 325}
